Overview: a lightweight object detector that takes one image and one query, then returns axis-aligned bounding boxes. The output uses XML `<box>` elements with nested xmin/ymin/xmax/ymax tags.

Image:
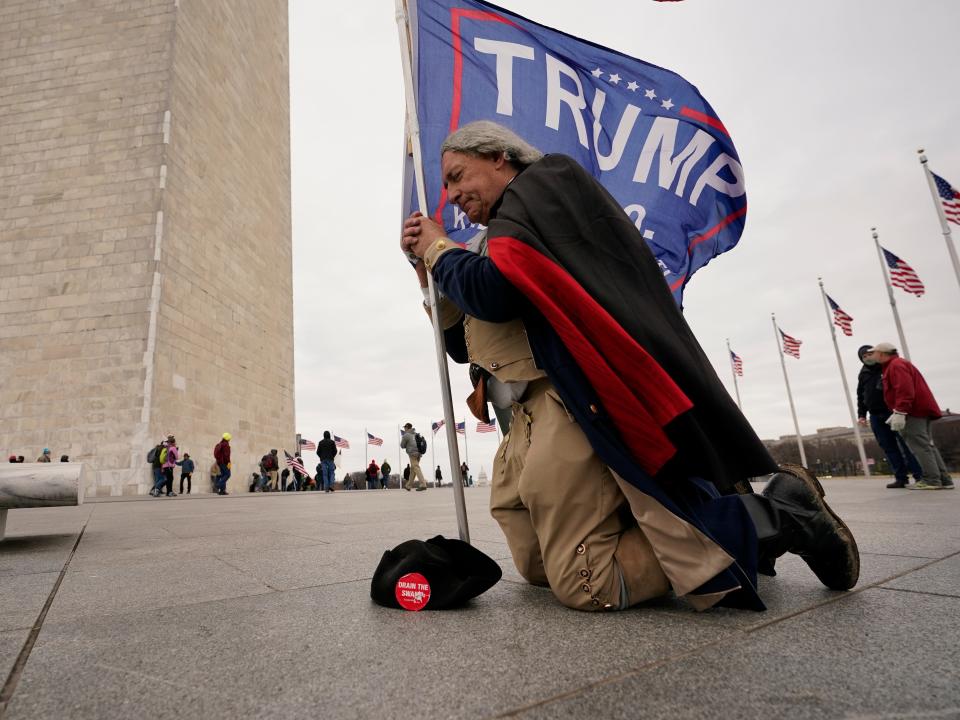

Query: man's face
<box><xmin>872</xmin><ymin>351</ymin><xmax>893</xmax><ymax>365</ymax></box>
<box><xmin>441</xmin><ymin>151</ymin><xmax>514</xmax><ymax>225</ymax></box>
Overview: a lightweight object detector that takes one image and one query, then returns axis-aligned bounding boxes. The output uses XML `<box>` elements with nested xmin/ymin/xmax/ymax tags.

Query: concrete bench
<box><xmin>0</xmin><ymin>463</ymin><xmax>86</xmax><ymax>540</ymax></box>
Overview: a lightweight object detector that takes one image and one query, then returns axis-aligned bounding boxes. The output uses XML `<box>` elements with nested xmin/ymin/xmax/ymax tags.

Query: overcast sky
<box><xmin>287</xmin><ymin>0</ymin><xmax>960</xmax><ymax>477</ymax></box>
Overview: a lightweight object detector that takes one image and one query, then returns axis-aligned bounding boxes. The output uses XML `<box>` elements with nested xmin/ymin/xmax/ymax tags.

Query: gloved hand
<box><xmin>227</xmin><ymin>462</ymin><xmax>232</xmax><ymax>470</ymax></box>
<box><xmin>886</xmin><ymin>412</ymin><xmax>906</xmax><ymax>432</ymax></box>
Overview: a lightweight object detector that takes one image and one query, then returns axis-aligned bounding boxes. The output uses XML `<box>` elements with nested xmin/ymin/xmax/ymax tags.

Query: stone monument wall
<box><xmin>0</xmin><ymin>0</ymin><xmax>295</xmax><ymax>495</ymax></box>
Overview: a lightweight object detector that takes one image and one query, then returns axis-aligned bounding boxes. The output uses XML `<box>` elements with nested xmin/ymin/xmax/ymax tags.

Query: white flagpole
<box><xmin>918</xmin><ymin>149</ymin><xmax>960</xmax><ymax>297</ymax></box>
<box><xmin>395</xmin><ymin>0</ymin><xmax>469</xmax><ymax>542</ymax></box>
<box><xmin>725</xmin><ymin>338</ymin><xmax>742</xmax><ymax>410</ymax></box>
<box><xmin>461</xmin><ymin>419</ymin><xmax>470</xmax><ymax>477</ymax></box>
<box><xmin>772</xmin><ymin>313</ymin><xmax>807</xmax><ymax>467</ymax></box>
<box><xmin>397</xmin><ymin>424</ymin><xmax>401</xmax><ymax>488</ymax></box>
<box><xmin>818</xmin><ymin>279</ymin><xmax>871</xmax><ymax>478</ymax></box>
<box><xmin>871</xmin><ymin>227</ymin><xmax>911</xmax><ymax>361</ymax></box>
<box><xmin>364</xmin><ymin>427</ymin><xmax>368</xmax><ymax>468</ymax></box>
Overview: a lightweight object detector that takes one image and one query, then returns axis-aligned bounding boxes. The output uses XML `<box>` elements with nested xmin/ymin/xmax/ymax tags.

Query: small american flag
<box><xmin>284</xmin><ymin>450</ymin><xmax>310</xmax><ymax>477</ymax></box>
<box><xmin>730</xmin><ymin>350</ymin><xmax>743</xmax><ymax>377</ymax></box>
<box><xmin>298</xmin><ymin>437</ymin><xmax>316</xmax><ymax>451</ymax></box>
<box><xmin>826</xmin><ymin>295</ymin><xmax>854</xmax><ymax>336</ymax></box>
<box><xmin>780</xmin><ymin>329</ymin><xmax>802</xmax><ymax>359</ymax></box>
<box><xmin>932</xmin><ymin>172</ymin><xmax>960</xmax><ymax>226</ymax></box>
<box><xmin>367</xmin><ymin>432</ymin><xmax>383</xmax><ymax>447</ymax></box>
<box><xmin>882</xmin><ymin>247</ymin><xmax>925</xmax><ymax>297</ymax></box>
<box><xmin>431</xmin><ymin>420</ymin><xmax>445</xmax><ymax>434</ymax></box>
<box><xmin>455</xmin><ymin>421</ymin><xmax>465</xmax><ymax>435</ymax></box>
<box><xmin>333</xmin><ymin>435</ymin><xmax>350</xmax><ymax>449</ymax></box>
<box><xmin>476</xmin><ymin>419</ymin><xmax>497</xmax><ymax>433</ymax></box>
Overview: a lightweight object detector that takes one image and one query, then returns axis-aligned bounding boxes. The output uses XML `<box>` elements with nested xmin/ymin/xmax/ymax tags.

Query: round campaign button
<box><xmin>395</xmin><ymin>572</ymin><xmax>431</xmax><ymax>611</ymax></box>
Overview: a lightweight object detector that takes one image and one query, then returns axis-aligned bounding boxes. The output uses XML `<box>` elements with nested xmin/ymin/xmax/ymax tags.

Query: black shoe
<box><xmin>886</xmin><ymin>480</ymin><xmax>908</xmax><ymax>488</ymax></box>
<box><xmin>746</xmin><ymin>464</ymin><xmax>859</xmax><ymax>591</ymax></box>
<box><xmin>167</xmin><ymin>492</ymin><xmax>176</xmax><ymax>497</ymax></box>
<box><xmin>415</xmin><ymin>487</ymin><xmax>426</xmax><ymax>492</ymax></box>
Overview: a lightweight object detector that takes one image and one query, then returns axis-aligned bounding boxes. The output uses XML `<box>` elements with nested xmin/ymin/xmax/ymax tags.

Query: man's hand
<box><xmin>402</xmin><ymin>211</ymin><xmax>448</xmax><ymax>260</ymax></box>
<box><xmin>857</xmin><ymin>417</ymin><xmax>867</xmax><ymax>427</ymax></box>
<box><xmin>886</xmin><ymin>412</ymin><xmax>906</xmax><ymax>432</ymax></box>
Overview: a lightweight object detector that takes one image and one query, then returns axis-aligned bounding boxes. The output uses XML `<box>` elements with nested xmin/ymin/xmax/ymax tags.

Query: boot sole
<box><xmin>777</xmin><ymin>463</ymin><xmax>860</xmax><ymax>591</ymax></box>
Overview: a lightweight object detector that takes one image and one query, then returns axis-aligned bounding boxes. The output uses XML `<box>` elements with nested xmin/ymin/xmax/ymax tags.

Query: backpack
<box><xmin>262</xmin><ymin>454</ymin><xmax>276</xmax><ymax>471</ymax></box>
<box><xmin>158</xmin><ymin>447</ymin><xmax>168</xmax><ymax>465</ymax></box>
<box><xmin>146</xmin><ymin>445</ymin><xmax>161</xmax><ymax>465</ymax></box>
<box><xmin>415</xmin><ymin>433</ymin><xmax>427</xmax><ymax>454</ymax></box>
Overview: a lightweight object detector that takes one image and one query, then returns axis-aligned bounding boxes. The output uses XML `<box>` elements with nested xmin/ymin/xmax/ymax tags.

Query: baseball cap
<box><xmin>868</xmin><ymin>342</ymin><xmax>897</xmax><ymax>353</ymax></box>
<box><xmin>370</xmin><ymin>536</ymin><xmax>502</xmax><ymax>610</ymax></box>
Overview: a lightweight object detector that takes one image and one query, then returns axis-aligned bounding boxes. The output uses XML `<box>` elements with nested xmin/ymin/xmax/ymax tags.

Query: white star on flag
<box><xmin>591</xmin><ymin>67</ymin><xmax>603</xmax><ymax>78</ymax></box>
<box><xmin>626</xmin><ymin>81</ymin><xmax>638</xmax><ymax>91</ymax></box>
<box><xmin>644</xmin><ymin>88</ymin><xmax>656</xmax><ymax>99</ymax></box>
<box><xmin>608</xmin><ymin>73</ymin><xmax>620</xmax><ymax>84</ymax></box>
<box><xmin>661</xmin><ymin>98</ymin><xmax>674</xmax><ymax>110</ymax></box>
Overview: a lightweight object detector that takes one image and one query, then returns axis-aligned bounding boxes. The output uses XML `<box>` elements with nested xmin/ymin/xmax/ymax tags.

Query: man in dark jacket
<box><xmin>401</xmin><ymin>121</ymin><xmax>859</xmax><ymax>612</ymax></box>
<box><xmin>317</xmin><ymin>431</ymin><xmax>338</xmax><ymax>492</ymax></box>
<box><xmin>856</xmin><ymin>344</ymin><xmax>921</xmax><ymax>488</ymax></box>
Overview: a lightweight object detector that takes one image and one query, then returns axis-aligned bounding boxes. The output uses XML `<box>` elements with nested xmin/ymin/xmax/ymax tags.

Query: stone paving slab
<box><xmin>510</xmin><ymin>588</ymin><xmax>960</xmax><ymax>720</ymax></box>
<box><xmin>1</xmin><ymin>478</ymin><xmax>958</xmax><ymax>719</ymax></box>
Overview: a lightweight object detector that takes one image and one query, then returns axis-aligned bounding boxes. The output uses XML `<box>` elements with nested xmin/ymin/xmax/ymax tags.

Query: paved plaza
<box><xmin>1</xmin><ymin>477</ymin><xmax>959</xmax><ymax>719</ymax></box>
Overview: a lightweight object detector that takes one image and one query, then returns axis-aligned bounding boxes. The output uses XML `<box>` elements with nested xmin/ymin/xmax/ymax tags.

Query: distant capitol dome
<box><xmin>477</xmin><ymin>468</ymin><xmax>489</xmax><ymax>486</ymax></box>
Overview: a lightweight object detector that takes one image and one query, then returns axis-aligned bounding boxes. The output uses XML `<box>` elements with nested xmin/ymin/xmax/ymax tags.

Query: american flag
<box><xmin>455</xmin><ymin>421</ymin><xmax>466</xmax><ymax>435</ymax></box>
<box><xmin>780</xmin><ymin>329</ymin><xmax>802</xmax><ymax>359</ymax></box>
<box><xmin>431</xmin><ymin>420</ymin><xmax>444</xmax><ymax>434</ymax></box>
<box><xmin>367</xmin><ymin>432</ymin><xmax>383</xmax><ymax>447</ymax></box>
<box><xmin>298</xmin><ymin>437</ymin><xmax>316</xmax><ymax>451</ymax></box>
<box><xmin>333</xmin><ymin>435</ymin><xmax>350</xmax><ymax>449</ymax></box>
<box><xmin>283</xmin><ymin>450</ymin><xmax>310</xmax><ymax>477</ymax></box>
<box><xmin>476</xmin><ymin>419</ymin><xmax>497</xmax><ymax>433</ymax></box>
<box><xmin>730</xmin><ymin>350</ymin><xmax>743</xmax><ymax>377</ymax></box>
<box><xmin>881</xmin><ymin>247</ymin><xmax>925</xmax><ymax>297</ymax></box>
<box><xmin>932</xmin><ymin>172</ymin><xmax>960</xmax><ymax>226</ymax></box>
<box><xmin>826</xmin><ymin>295</ymin><xmax>854</xmax><ymax>336</ymax></box>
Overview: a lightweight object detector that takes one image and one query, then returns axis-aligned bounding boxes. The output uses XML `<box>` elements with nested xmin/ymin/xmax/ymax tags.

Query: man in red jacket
<box><xmin>213</xmin><ymin>432</ymin><xmax>232</xmax><ymax>495</ymax></box>
<box><xmin>869</xmin><ymin>342</ymin><xmax>954</xmax><ymax>490</ymax></box>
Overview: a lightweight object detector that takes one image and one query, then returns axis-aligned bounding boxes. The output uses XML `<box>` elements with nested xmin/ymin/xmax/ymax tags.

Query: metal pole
<box><xmin>725</xmin><ymin>338</ymin><xmax>742</xmax><ymax>410</ymax></box>
<box><xmin>396</xmin><ymin>0</ymin><xmax>469</xmax><ymax>542</ymax></box>
<box><xmin>919</xmin><ymin>149</ymin><xmax>960</xmax><ymax>297</ymax></box>
<box><xmin>772</xmin><ymin>313</ymin><xmax>807</xmax><ymax>466</ymax></box>
<box><xmin>818</xmin><ymin>279</ymin><xmax>871</xmax><ymax>478</ymax></box>
<box><xmin>872</xmin><ymin>227</ymin><xmax>911</xmax><ymax>362</ymax></box>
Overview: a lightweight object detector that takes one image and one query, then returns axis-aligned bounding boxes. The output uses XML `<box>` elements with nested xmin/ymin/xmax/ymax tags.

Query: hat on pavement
<box><xmin>868</xmin><ymin>342</ymin><xmax>897</xmax><ymax>354</ymax></box>
<box><xmin>370</xmin><ymin>536</ymin><xmax>502</xmax><ymax>611</ymax></box>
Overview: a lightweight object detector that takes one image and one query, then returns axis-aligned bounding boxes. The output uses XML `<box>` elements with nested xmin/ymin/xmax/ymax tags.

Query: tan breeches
<box><xmin>490</xmin><ymin>379</ymin><xmax>735</xmax><ymax>612</ymax></box>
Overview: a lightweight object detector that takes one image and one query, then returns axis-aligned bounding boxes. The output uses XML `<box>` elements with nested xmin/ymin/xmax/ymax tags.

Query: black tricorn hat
<box><xmin>370</xmin><ymin>536</ymin><xmax>502</xmax><ymax>610</ymax></box>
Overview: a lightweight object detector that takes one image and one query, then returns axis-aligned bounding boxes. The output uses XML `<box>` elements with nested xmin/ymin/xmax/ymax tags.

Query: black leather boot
<box><xmin>741</xmin><ymin>464</ymin><xmax>859</xmax><ymax>591</ymax></box>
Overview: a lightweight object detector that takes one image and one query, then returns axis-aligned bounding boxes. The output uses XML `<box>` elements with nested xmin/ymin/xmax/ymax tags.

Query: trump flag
<box><xmin>406</xmin><ymin>0</ymin><xmax>747</xmax><ymax>303</ymax></box>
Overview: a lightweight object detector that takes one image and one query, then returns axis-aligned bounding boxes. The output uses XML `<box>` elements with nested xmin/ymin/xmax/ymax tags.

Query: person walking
<box><xmin>435</xmin><ymin>465</ymin><xmax>443</xmax><ymax>488</ymax></box>
<box><xmin>400</xmin><ymin>423</ymin><xmax>427</xmax><ymax>491</ymax></box>
<box><xmin>870</xmin><ymin>343</ymin><xmax>954</xmax><ymax>490</ymax></box>
<box><xmin>178</xmin><ymin>452</ymin><xmax>195</xmax><ymax>495</ymax></box>
<box><xmin>317</xmin><ymin>431</ymin><xmax>338</xmax><ymax>493</ymax></box>
<box><xmin>150</xmin><ymin>437</ymin><xmax>174</xmax><ymax>497</ymax></box>
<box><xmin>36</xmin><ymin>448</ymin><xmax>52</xmax><ymax>463</ymax></box>
<box><xmin>856</xmin><ymin>344</ymin><xmax>922</xmax><ymax>488</ymax></box>
<box><xmin>214</xmin><ymin>433</ymin><xmax>232</xmax><ymax>495</ymax></box>
<box><xmin>366</xmin><ymin>459</ymin><xmax>380</xmax><ymax>490</ymax></box>
<box><xmin>380</xmin><ymin>459</ymin><xmax>391</xmax><ymax>489</ymax></box>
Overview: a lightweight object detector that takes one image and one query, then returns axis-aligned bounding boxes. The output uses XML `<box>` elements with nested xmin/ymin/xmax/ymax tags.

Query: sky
<box><xmin>287</xmin><ymin>0</ymin><xmax>960</xmax><ymax>478</ymax></box>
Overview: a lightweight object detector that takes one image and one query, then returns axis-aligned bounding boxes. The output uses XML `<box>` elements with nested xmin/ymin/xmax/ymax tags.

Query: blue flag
<box><xmin>408</xmin><ymin>0</ymin><xmax>747</xmax><ymax>302</ymax></box>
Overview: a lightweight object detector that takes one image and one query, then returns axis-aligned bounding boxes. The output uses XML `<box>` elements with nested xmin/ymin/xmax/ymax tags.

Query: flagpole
<box><xmin>462</xmin><ymin>419</ymin><xmax>469</xmax><ymax>479</ymax></box>
<box><xmin>772</xmin><ymin>313</ymin><xmax>807</xmax><ymax>467</ymax></box>
<box><xmin>396</xmin><ymin>0</ymin><xmax>469</xmax><ymax>542</ymax></box>
<box><xmin>725</xmin><ymin>338</ymin><xmax>741</xmax><ymax>410</ymax></box>
<box><xmin>918</xmin><ymin>149</ymin><xmax>960</xmax><ymax>296</ymax></box>
<box><xmin>397</xmin><ymin>424</ymin><xmax>401</xmax><ymax>488</ymax></box>
<box><xmin>818</xmin><ymin>279</ymin><xmax>871</xmax><ymax>478</ymax></box>
<box><xmin>871</xmin><ymin>227</ymin><xmax>911</xmax><ymax>361</ymax></box>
